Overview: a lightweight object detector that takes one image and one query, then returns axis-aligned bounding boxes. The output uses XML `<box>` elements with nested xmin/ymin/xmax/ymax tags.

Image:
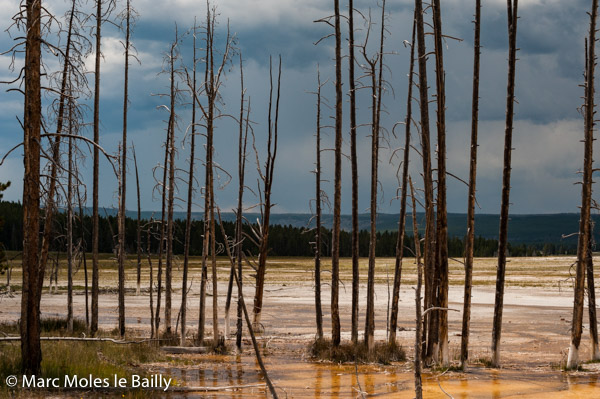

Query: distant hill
<box><xmin>91</xmin><ymin>208</ymin><xmax>591</xmax><ymax>246</ymax></box>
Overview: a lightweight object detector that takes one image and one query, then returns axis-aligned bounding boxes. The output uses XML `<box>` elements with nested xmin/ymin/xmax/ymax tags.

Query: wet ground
<box><xmin>148</xmin><ymin>351</ymin><xmax>600</xmax><ymax>398</ymax></box>
<box><xmin>2</xmin><ymin>256</ymin><xmax>600</xmax><ymax>397</ymax></box>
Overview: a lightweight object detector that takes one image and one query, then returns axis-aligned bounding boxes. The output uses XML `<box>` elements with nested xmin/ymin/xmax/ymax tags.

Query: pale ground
<box><xmin>1</xmin><ymin>255</ymin><xmax>600</xmax><ymax>397</ymax></box>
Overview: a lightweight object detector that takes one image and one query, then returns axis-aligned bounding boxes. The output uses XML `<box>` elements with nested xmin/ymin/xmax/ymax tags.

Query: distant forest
<box><xmin>0</xmin><ymin>201</ymin><xmax>578</xmax><ymax>257</ymax></box>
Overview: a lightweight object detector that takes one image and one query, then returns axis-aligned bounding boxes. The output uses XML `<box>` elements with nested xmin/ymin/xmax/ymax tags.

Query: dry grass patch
<box><xmin>309</xmin><ymin>338</ymin><xmax>405</xmax><ymax>365</ymax></box>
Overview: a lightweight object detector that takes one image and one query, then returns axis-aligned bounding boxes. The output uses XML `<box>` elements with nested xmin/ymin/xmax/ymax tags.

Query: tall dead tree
<box><xmin>252</xmin><ymin>56</ymin><xmax>282</xmax><ymax>329</ymax></box>
<box><xmin>147</xmin><ymin>221</ymin><xmax>155</xmax><ymax>339</ymax></box>
<box><xmin>181</xmin><ymin>22</ymin><xmax>198</xmax><ymax>347</ymax></box>
<box><xmin>66</xmin><ymin>83</ymin><xmax>75</xmax><ymax>334</ymax></box>
<box><xmin>224</xmin><ymin>53</ymin><xmax>249</xmax><ymax>340</ymax></box>
<box><xmin>348</xmin><ymin>0</ymin><xmax>360</xmax><ymax>346</ymax></box>
<box><xmin>117</xmin><ymin>0</ymin><xmax>132</xmax><ymax>338</ymax></box>
<box><xmin>586</xmin><ymin>221</ymin><xmax>600</xmax><ymax>359</ymax></box>
<box><xmin>568</xmin><ymin>0</ymin><xmax>598</xmax><ymax>368</ymax></box>
<box><xmin>194</xmin><ymin>5</ymin><xmax>235</xmax><ymax>343</ymax></box>
<box><xmin>364</xmin><ymin>0</ymin><xmax>387</xmax><ymax>351</ymax></box>
<box><xmin>217</xmin><ymin>213</ymin><xmax>279</xmax><ymax>399</ymax></box>
<box><xmin>410</xmin><ymin>177</ymin><xmax>423</xmax><ymax>399</ymax></box>
<box><xmin>235</xmin><ymin>55</ymin><xmax>249</xmax><ymax>349</ymax></box>
<box><xmin>491</xmin><ymin>0</ymin><xmax>519</xmax><ymax>368</ymax></box>
<box><xmin>460</xmin><ymin>0</ymin><xmax>481</xmax><ymax>369</ymax></box>
<box><xmin>38</xmin><ymin>0</ymin><xmax>78</xmax><ymax>298</ymax></box>
<box><xmin>134</xmin><ymin>145</ymin><xmax>142</xmax><ymax>297</ymax></box>
<box><xmin>432</xmin><ymin>0</ymin><xmax>449</xmax><ymax>365</ymax></box>
<box><xmin>155</xmin><ymin>72</ymin><xmax>171</xmax><ymax>335</ymax></box>
<box><xmin>197</xmin><ymin>15</ymin><xmax>211</xmax><ymax>342</ymax></box>
<box><xmin>414</xmin><ymin>0</ymin><xmax>436</xmax><ymax>362</ymax></box>
<box><xmin>164</xmin><ymin>28</ymin><xmax>178</xmax><ymax>336</ymax></box>
<box><xmin>91</xmin><ymin>0</ymin><xmax>115</xmax><ymax>336</ymax></box>
<box><xmin>21</xmin><ymin>0</ymin><xmax>42</xmax><ymax>375</ymax></box>
<box><xmin>314</xmin><ymin>69</ymin><xmax>324</xmax><ymax>340</ymax></box>
<box><xmin>331</xmin><ymin>0</ymin><xmax>343</xmax><ymax>348</ymax></box>
<box><xmin>389</xmin><ymin>12</ymin><xmax>416</xmax><ymax>345</ymax></box>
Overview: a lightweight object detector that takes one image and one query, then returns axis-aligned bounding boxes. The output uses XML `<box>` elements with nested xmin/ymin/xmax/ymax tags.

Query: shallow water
<box><xmin>151</xmin><ymin>354</ymin><xmax>600</xmax><ymax>398</ymax></box>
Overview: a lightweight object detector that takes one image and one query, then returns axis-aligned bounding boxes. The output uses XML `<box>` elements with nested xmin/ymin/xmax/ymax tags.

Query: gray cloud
<box><xmin>0</xmin><ymin>0</ymin><xmax>596</xmax><ymax>217</ymax></box>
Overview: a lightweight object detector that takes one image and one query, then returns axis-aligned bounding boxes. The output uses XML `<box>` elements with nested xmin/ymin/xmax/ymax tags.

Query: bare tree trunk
<box><xmin>67</xmin><ymin>95</ymin><xmax>74</xmax><ymax>334</ymax></box>
<box><xmin>117</xmin><ymin>0</ymin><xmax>131</xmax><ymax>338</ymax></box>
<box><xmin>389</xmin><ymin>12</ymin><xmax>416</xmax><ymax>345</ymax></box>
<box><xmin>207</xmin><ymin>23</ymin><xmax>219</xmax><ymax>345</ymax></box>
<box><xmin>348</xmin><ymin>0</ymin><xmax>360</xmax><ymax>346</ymax></box>
<box><xmin>198</xmin><ymin>19</ymin><xmax>211</xmax><ymax>343</ymax></box>
<box><xmin>91</xmin><ymin>0</ymin><xmax>103</xmax><ymax>336</ymax></box>
<box><xmin>133</xmin><ymin>149</ymin><xmax>141</xmax><ymax>307</ymax></box>
<box><xmin>225</xmin><ymin>53</ymin><xmax>247</xmax><ymax>340</ymax></box>
<box><xmin>21</xmin><ymin>0</ymin><xmax>42</xmax><ymax>375</ymax></box>
<box><xmin>314</xmin><ymin>69</ymin><xmax>324</xmax><ymax>340</ymax></box>
<box><xmin>236</xmin><ymin>56</ymin><xmax>249</xmax><ymax>349</ymax></box>
<box><xmin>364</xmin><ymin>0</ymin><xmax>386</xmax><ymax>352</ymax></box>
<box><xmin>492</xmin><ymin>0</ymin><xmax>519</xmax><ymax>368</ymax></box>
<box><xmin>147</xmin><ymin>223</ymin><xmax>155</xmax><ymax>339</ymax></box>
<box><xmin>194</xmin><ymin>2</ymin><xmax>234</xmax><ymax>344</ymax></box>
<box><xmin>76</xmin><ymin>181</ymin><xmax>89</xmax><ymax>330</ymax></box>
<box><xmin>39</xmin><ymin>0</ymin><xmax>77</xmax><ymax>296</ymax></box>
<box><xmin>155</xmin><ymin>101</ymin><xmax>170</xmax><ymax>336</ymax></box>
<box><xmin>198</xmin><ymin>155</ymin><xmax>210</xmax><ymax>345</ymax></box>
<box><xmin>414</xmin><ymin>0</ymin><xmax>436</xmax><ymax>362</ymax></box>
<box><xmin>410</xmin><ymin>177</ymin><xmax>423</xmax><ymax>399</ymax></box>
<box><xmin>181</xmin><ymin>23</ymin><xmax>198</xmax><ymax>347</ymax></box>
<box><xmin>331</xmin><ymin>0</ymin><xmax>343</xmax><ymax>348</ymax></box>
<box><xmin>252</xmin><ymin>57</ymin><xmax>281</xmax><ymax>330</ymax></box>
<box><xmin>216</xmin><ymin>214</ymin><xmax>278</xmax><ymax>398</ymax></box>
<box><xmin>460</xmin><ymin>0</ymin><xmax>481</xmax><ymax>369</ymax></box>
<box><xmin>165</xmin><ymin>29</ymin><xmax>177</xmax><ymax>336</ymax></box>
<box><xmin>587</xmin><ymin>222</ymin><xmax>600</xmax><ymax>359</ymax></box>
<box><xmin>568</xmin><ymin>0</ymin><xmax>597</xmax><ymax>367</ymax></box>
<box><xmin>136</xmin><ymin>149</ymin><xmax>142</xmax><ymax>297</ymax></box>
<box><xmin>432</xmin><ymin>0</ymin><xmax>449</xmax><ymax>366</ymax></box>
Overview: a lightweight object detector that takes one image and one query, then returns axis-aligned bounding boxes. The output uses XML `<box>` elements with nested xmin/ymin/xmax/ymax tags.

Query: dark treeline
<box><xmin>0</xmin><ymin>200</ymin><xmax>576</xmax><ymax>258</ymax></box>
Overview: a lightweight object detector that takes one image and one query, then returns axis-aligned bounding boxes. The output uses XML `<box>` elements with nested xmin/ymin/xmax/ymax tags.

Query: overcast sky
<box><xmin>0</xmin><ymin>0</ymin><xmax>596</xmax><ymax>215</ymax></box>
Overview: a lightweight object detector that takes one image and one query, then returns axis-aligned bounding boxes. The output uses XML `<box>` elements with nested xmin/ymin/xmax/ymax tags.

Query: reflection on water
<box><xmin>152</xmin><ymin>354</ymin><xmax>599</xmax><ymax>398</ymax></box>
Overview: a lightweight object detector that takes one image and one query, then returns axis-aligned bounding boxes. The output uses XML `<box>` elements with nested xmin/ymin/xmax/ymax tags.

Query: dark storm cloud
<box><xmin>0</xmin><ymin>0</ymin><xmax>597</xmax><ymax>215</ymax></box>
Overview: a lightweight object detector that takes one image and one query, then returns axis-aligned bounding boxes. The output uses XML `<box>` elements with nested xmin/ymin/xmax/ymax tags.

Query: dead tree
<box><xmin>117</xmin><ymin>0</ymin><xmax>133</xmax><ymax>338</ymax></box>
<box><xmin>66</xmin><ymin>84</ymin><xmax>75</xmax><ymax>334</ymax></box>
<box><xmin>363</xmin><ymin>1</ymin><xmax>387</xmax><ymax>351</ymax></box>
<box><xmin>193</xmin><ymin>5</ymin><xmax>235</xmax><ymax>343</ymax></box>
<box><xmin>217</xmin><ymin>213</ymin><xmax>279</xmax><ymax>399</ymax></box>
<box><xmin>568</xmin><ymin>0</ymin><xmax>598</xmax><ymax>368</ymax></box>
<box><xmin>75</xmin><ymin>179</ymin><xmax>89</xmax><ymax>329</ymax></box>
<box><xmin>348</xmin><ymin>0</ymin><xmax>360</xmax><ymax>346</ymax></box>
<box><xmin>313</xmin><ymin>68</ymin><xmax>325</xmax><ymax>340</ymax></box>
<box><xmin>147</xmin><ymin>221</ymin><xmax>155</xmax><ymax>339</ymax></box>
<box><xmin>154</xmin><ymin>82</ymin><xmax>171</xmax><ymax>335</ymax></box>
<box><xmin>21</xmin><ymin>0</ymin><xmax>43</xmax><ymax>375</ymax></box>
<box><xmin>432</xmin><ymin>0</ymin><xmax>450</xmax><ymax>366</ymax></box>
<box><xmin>134</xmin><ymin>145</ymin><xmax>142</xmax><ymax>297</ymax></box>
<box><xmin>252</xmin><ymin>56</ymin><xmax>282</xmax><ymax>329</ymax></box>
<box><xmin>38</xmin><ymin>0</ymin><xmax>78</xmax><ymax>297</ymax></box>
<box><xmin>331</xmin><ymin>0</ymin><xmax>343</xmax><ymax>348</ymax></box>
<box><xmin>389</xmin><ymin>11</ymin><xmax>416</xmax><ymax>345</ymax></box>
<box><xmin>460</xmin><ymin>0</ymin><xmax>481</xmax><ymax>369</ymax></box>
<box><xmin>410</xmin><ymin>177</ymin><xmax>423</xmax><ymax>399</ymax></box>
<box><xmin>414</xmin><ymin>0</ymin><xmax>436</xmax><ymax>362</ymax></box>
<box><xmin>224</xmin><ymin>53</ymin><xmax>249</xmax><ymax>341</ymax></box>
<box><xmin>235</xmin><ymin>59</ymin><xmax>250</xmax><ymax>349</ymax></box>
<box><xmin>92</xmin><ymin>0</ymin><xmax>116</xmax><ymax>337</ymax></box>
<box><xmin>586</xmin><ymin>220</ymin><xmax>600</xmax><ymax>359</ymax></box>
<box><xmin>164</xmin><ymin>28</ymin><xmax>178</xmax><ymax>336</ymax></box>
<box><xmin>181</xmin><ymin>22</ymin><xmax>198</xmax><ymax>347</ymax></box>
<box><xmin>491</xmin><ymin>0</ymin><xmax>519</xmax><ymax>368</ymax></box>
